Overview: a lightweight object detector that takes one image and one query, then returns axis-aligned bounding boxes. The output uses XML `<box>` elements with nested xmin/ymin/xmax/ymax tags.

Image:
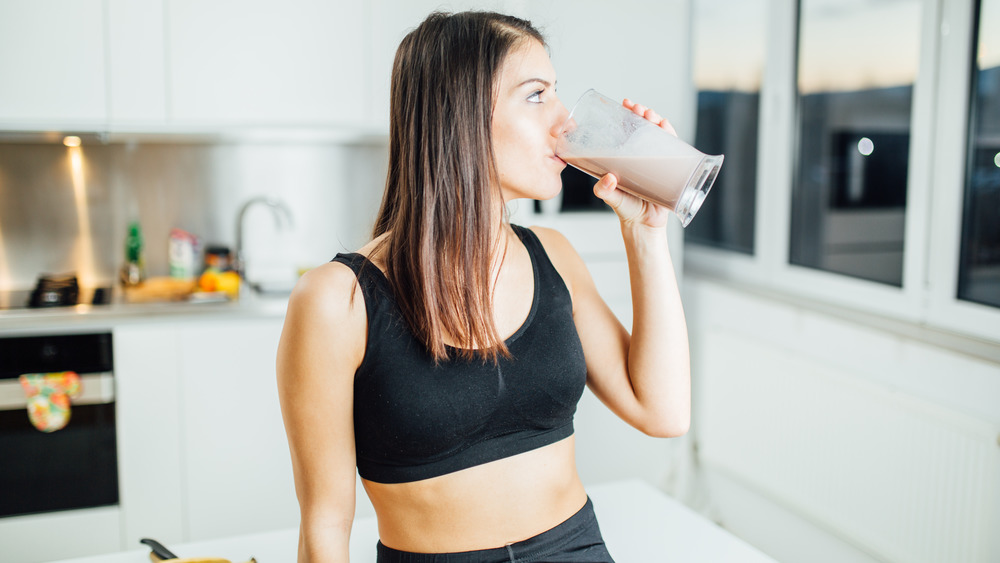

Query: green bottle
<box><xmin>121</xmin><ymin>221</ymin><xmax>145</xmax><ymax>286</ymax></box>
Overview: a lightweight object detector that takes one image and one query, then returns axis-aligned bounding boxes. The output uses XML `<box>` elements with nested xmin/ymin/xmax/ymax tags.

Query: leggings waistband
<box><xmin>376</xmin><ymin>497</ymin><xmax>604</xmax><ymax>563</ymax></box>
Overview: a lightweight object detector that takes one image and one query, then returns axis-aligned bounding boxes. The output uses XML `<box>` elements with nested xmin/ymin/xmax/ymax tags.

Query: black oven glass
<box><xmin>0</xmin><ymin>333</ymin><xmax>119</xmax><ymax>518</ymax></box>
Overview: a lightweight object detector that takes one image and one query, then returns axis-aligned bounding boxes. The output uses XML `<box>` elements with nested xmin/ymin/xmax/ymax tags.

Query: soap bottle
<box><xmin>120</xmin><ymin>221</ymin><xmax>145</xmax><ymax>287</ymax></box>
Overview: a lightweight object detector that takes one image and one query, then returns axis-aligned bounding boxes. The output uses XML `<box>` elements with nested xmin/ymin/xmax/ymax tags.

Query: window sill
<box><xmin>684</xmin><ymin>266</ymin><xmax>1000</xmax><ymax>364</ymax></box>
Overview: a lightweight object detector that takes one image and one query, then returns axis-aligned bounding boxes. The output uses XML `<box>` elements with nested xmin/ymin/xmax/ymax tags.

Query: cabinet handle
<box><xmin>0</xmin><ymin>371</ymin><xmax>114</xmax><ymax>411</ymax></box>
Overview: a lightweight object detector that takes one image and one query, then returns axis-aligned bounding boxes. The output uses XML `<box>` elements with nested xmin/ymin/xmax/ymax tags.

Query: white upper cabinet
<box><xmin>0</xmin><ymin>0</ymin><xmax>686</xmax><ymax>134</ymax></box>
<box><xmin>366</xmin><ymin>0</ymin><xmax>440</xmax><ymax>130</ymax></box>
<box><xmin>365</xmin><ymin>0</ymin><xmax>521</xmax><ymax>129</ymax></box>
<box><xmin>525</xmin><ymin>0</ymin><xmax>693</xmax><ymax>137</ymax></box>
<box><xmin>366</xmin><ymin>0</ymin><xmax>690</xmax><ymax>135</ymax></box>
<box><xmin>107</xmin><ymin>0</ymin><xmax>168</xmax><ymax>125</ymax></box>
<box><xmin>0</xmin><ymin>0</ymin><xmax>107</xmax><ymax>127</ymax></box>
<box><xmin>166</xmin><ymin>0</ymin><xmax>367</xmax><ymax>127</ymax></box>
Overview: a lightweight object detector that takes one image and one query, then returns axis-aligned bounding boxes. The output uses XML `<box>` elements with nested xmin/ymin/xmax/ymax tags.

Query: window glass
<box><xmin>790</xmin><ymin>0</ymin><xmax>922</xmax><ymax>286</ymax></box>
<box><xmin>958</xmin><ymin>0</ymin><xmax>1000</xmax><ymax>308</ymax></box>
<box><xmin>688</xmin><ymin>0</ymin><xmax>765</xmax><ymax>254</ymax></box>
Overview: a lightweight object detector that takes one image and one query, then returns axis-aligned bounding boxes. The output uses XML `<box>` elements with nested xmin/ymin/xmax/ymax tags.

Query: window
<box><xmin>958</xmin><ymin>0</ymin><xmax>1000</xmax><ymax>308</ymax></box>
<box><xmin>789</xmin><ymin>0</ymin><xmax>922</xmax><ymax>286</ymax></box>
<box><xmin>686</xmin><ymin>0</ymin><xmax>1000</xmax><ymax>343</ymax></box>
<box><xmin>688</xmin><ymin>0</ymin><xmax>766</xmax><ymax>254</ymax></box>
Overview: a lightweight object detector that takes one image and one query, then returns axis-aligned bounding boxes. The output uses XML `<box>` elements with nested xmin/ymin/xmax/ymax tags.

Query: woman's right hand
<box><xmin>592</xmin><ymin>172</ymin><xmax>671</xmax><ymax>231</ymax></box>
<box><xmin>590</xmin><ymin>98</ymin><xmax>677</xmax><ymax>231</ymax></box>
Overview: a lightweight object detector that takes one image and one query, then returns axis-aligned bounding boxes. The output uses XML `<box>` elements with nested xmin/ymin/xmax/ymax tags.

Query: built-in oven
<box><xmin>0</xmin><ymin>332</ymin><xmax>118</xmax><ymax>518</ymax></box>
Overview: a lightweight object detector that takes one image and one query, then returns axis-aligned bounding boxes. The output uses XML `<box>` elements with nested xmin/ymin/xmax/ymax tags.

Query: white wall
<box><xmin>682</xmin><ymin>274</ymin><xmax>1000</xmax><ymax>563</ymax></box>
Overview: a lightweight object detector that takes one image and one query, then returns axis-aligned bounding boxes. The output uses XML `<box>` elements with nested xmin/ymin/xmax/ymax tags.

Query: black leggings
<box><xmin>375</xmin><ymin>497</ymin><xmax>615</xmax><ymax>563</ymax></box>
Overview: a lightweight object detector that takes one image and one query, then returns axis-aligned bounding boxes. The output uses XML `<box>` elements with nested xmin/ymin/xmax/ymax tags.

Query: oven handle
<box><xmin>0</xmin><ymin>372</ymin><xmax>115</xmax><ymax>411</ymax></box>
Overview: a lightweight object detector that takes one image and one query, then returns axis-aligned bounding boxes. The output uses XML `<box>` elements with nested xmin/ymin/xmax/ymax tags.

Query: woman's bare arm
<box><xmin>277</xmin><ymin>262</ymin><xmax>368</xmax><ymax>561</ymax></box>
<box><xmin>533</xmin><ymin>224</ymin><xmax>690</xmax><ymax>438</ymax></box>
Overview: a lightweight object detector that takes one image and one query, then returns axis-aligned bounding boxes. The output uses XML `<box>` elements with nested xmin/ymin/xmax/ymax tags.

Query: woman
<box><xmin>277</xmin><ymin>10</ymin><xmax>690</xmax><ymax>562</ymax></box>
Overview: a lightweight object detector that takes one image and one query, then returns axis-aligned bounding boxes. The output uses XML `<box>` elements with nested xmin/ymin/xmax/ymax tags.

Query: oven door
<box><xmin>0</xmin><ymin>372</ymin><xmax>118</xmax><ymax>517</ymax></box>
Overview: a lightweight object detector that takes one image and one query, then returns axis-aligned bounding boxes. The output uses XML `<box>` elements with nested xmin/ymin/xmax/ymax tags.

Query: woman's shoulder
<box><xmin>287</xmin><ymin>261</ymin><xmax>365</xmax><ymax>324</ymax></box>
<box><xmin>523</xmin><ymin>225</ymin><xmax>580</xmax><ymax>263</ymax></box>
<box><xmin>285</xmin><ymin>233</ymin><xmax>390</xmax><ymax>327</ymax></box>
<box><xmin>278</xmin><ymin>258</ymin><xmax>370</xmax><ymax>382</ymax></box>
<box><xmin>522</xmin><ymin>225</ymin><xmax>589</xmax><ymax>295</ymax></box>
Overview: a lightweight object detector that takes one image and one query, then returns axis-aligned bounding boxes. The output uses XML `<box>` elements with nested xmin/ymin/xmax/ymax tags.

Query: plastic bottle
<box><xmin>168</xmin><ymin>228</ymin><xmax>199</xmax><ymax>280</ymax></box>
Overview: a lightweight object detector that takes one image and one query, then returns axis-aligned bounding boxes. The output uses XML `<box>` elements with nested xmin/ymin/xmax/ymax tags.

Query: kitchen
<box><xmin>1</xmin><ymin>1</ymin><xmax>998</xmax><ymax>562</ymax></box>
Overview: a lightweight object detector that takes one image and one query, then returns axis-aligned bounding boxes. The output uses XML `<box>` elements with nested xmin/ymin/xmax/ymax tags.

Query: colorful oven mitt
<box><xmin>19</xmin><ymin>372</ymin><xmax>82</xmax><ymax>432</ymax></box>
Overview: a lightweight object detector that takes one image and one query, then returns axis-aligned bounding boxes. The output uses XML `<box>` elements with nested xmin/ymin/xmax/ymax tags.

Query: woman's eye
<box><xmin>527</xmin><ymin>90</ymin><xmax>543</xmax><ymax>103</ymax></box>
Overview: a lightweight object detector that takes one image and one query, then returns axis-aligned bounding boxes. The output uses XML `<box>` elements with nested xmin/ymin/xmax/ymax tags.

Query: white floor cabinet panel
<box><xmin>114</xmin><ymin>316</ymin><xmax>295</xmax><ymax>548</ymax></box>
<box><xmin>176</xmin><ymin>317</ymin><xmax>298</xmax><ymax>541</ymax></box>
<box><xmin>0</xmin><ymin>506</ymin><xmax>122</xmax><ymax>563</ymax></box>
<box><xmin>115</xmin><ymin>324</ymin><xmax>186</xmax><ymax>550</ymax></box>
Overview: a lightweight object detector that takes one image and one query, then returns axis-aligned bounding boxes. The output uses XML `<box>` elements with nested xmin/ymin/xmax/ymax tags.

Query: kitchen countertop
<box><xmin>0</xmin><ymin>293</ymin><xmax>290</xmax><ymax>335</ymax></box>
<box><xmin>50</xmin><ymin>480</ymin><xmax>776</xmax><ymax>563</ymax></box>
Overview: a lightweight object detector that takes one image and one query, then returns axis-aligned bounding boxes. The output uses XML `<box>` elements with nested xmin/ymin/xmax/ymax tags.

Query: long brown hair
<box><xmin>372</xmin><ymin>11</ymin><xmax>545</xmax><ymax>363</ymax></box>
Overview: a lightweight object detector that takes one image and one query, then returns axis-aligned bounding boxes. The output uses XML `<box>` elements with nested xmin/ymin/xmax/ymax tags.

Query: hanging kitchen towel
<box><xmin>19</xmin><ymin>372</ymin><xmax>81</xmax><ymax>432</ymax></box>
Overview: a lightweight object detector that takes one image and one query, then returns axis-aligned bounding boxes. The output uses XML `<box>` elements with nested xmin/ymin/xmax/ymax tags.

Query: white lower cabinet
<box><xmin>0</xmin><ymin>507</ymin><xmax>122</xmax><ymax>563</ymax></box>
<box><xmin>175</xmin><ymin>317</ymin><xmax>298</xmax><ymax>541</ymax></box>
<box><xmin>115</xmin><ymin>324</ymin><xmax>187</xmax><ymax>550</ymax></box>
<box><xmin>114</xmin><ymin>315</ymin><xmax>296</xmax><ymax>551</ymax></box>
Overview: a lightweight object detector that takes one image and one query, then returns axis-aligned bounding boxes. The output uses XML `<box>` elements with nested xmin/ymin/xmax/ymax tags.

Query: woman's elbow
<box><xmin>639</xmin><ymin>411</ymin><xmax>690</xmax><ymax>438</ymax></box>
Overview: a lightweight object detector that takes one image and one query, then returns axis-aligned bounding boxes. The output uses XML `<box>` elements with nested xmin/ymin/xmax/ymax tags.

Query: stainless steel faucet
<box><xmin>234</xmin><ymin>196</ymin><xmax>294</xmax><ymax>281</ymax></box>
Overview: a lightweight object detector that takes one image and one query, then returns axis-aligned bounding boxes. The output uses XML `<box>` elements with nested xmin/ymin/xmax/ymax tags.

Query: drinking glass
<box><xmin>556</xmin><ymin>89</ymin><xmax>724</xmax><ymax>227</ymax></box>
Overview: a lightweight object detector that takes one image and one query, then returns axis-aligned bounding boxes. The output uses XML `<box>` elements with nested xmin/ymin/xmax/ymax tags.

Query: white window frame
<box><xmin>685</xmin><ymin>0</ymin><xmax>1000</xmax><ymax>344</ymax></box>
<box><xmin>925</xmin><ymin>0</ymin><xmax>1000</xmax><ymax>342</ymax></box>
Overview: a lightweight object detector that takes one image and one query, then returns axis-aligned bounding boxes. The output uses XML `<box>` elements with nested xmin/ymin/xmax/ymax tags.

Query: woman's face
<box><xmin>492</xmin><ymin>40</ymin><xmax>570</xmax><ymax>203</ymax></box>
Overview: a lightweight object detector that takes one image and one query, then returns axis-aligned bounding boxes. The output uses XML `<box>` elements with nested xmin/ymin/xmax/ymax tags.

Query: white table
<box><xmin>52</xmin><ymin>480</ymin><xmax>775</xmax><ymax>562</ymax></box>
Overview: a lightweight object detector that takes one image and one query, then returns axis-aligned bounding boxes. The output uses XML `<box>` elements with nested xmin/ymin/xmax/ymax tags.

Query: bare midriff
<box><xmin>361</xmin><ymin>436</ymin><xmax>587</xmax><ymax>554</ymax></box>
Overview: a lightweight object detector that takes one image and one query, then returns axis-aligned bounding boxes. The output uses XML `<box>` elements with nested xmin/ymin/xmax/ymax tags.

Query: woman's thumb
<box><xmin>593</xmin><ymin>173</ymin><xmax>618</xmax><ymax>199</ymax></box>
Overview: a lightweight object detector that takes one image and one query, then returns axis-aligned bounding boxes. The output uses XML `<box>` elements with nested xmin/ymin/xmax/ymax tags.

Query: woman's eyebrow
<box><xmin>516</xmin><ymin>78</ymin><xmax>553</xmax><ymax>88</ymax></box>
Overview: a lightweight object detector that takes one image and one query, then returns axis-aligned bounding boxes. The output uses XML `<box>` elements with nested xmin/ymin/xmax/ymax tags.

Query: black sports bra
<box><xmin>332</xmin><ymin>224</ymin><xmax>587</xmax><ymax>484</ymax></box>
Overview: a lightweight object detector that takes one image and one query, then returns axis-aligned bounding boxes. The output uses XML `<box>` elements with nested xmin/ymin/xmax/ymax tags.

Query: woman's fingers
<box><xmin>622</xmin><ymin>98</ymin><xmax>677</xmax><ymax>135</ymax></box>
<box><xmin>659</xmin><ymin>118</ymin><xmax>678</xmax><ymax>136</ymax></box>
<box><xmin>594</xmin><ymin>173</ymin><xmax>638</xmax><ymax>219</ymax></box>
<box><xmin>594</xmin><ymin>171</ymin><xmax>671</xmax><ymax>228</ymax></box>
<box><xmin>593</xmin><ymin>173</ymin><xmax>620</xmax><ymax>203</ymax></box>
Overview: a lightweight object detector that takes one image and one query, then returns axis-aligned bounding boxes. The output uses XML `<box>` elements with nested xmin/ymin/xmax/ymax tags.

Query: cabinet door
<box><xmin>167</xmin><ymin>0</ymin><xmax>366</xmax><ymax>127</ymax></box>
<box><xmin>177</xmin><ymin>317</ymin><xmax>297</xmax><ymax>541</ymax></box>
<box><xmin>114</xmin><ymin>325</ymin><xmax>186</xmax><ymax>549</ymax></box>
<box><xmin>107</xmin><ymin>0</ymin><xmax>168</xmax><ymax>125</ymax></box>
<box><xmin>0</xmin><ymin>0</ymin><xmax>107</xmax><ymax>127</ymax></box>
<box><xmin>366</xmin><ymin>0</ymin><xmax>531</xmax><ymax>130</ymax></box>
<box><xmin>367</xmin><ymin>0</ymin><xmax>438</xmax><ymax>130</ymax></box>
